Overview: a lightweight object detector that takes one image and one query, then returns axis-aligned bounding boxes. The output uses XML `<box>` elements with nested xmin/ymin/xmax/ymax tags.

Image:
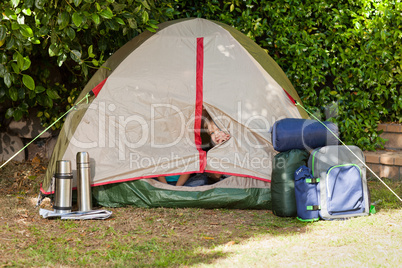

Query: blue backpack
<box><xmin>295</xmin><ymin>145</ymin><xmax>370</xmax><ymax>221</ymax></box>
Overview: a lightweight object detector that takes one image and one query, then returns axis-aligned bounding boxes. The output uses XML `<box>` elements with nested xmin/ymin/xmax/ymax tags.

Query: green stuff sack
<box><xmin>271</xmin><ymin>149</ymin><xmax>309</xmax><ymax>217</ymax></box>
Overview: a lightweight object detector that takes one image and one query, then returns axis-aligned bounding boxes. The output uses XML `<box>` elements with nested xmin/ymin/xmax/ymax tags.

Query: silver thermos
<box><xmin>76</xmin><ymin>152</ymin><xmax>92</xmax><ymax>212</ymax></box>
<box><xmin>53</xmin><ymin>160</ymin><xmax>73</xmax><ymax>213</ymax></box>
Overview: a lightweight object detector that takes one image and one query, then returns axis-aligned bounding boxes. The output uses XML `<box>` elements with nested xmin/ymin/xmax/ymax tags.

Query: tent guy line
<box><xmin>0</xmin><ymin>93</ymin><xmax>91</xmax><ymax>170</ymax></box>
<box><xmin>295</xmin><ymin>101</ymin><xmax>402</xmax><ymax>203</ymax></box>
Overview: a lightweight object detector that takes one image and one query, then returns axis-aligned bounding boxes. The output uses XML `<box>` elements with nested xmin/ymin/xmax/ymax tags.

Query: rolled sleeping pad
<box><xmin>272</xmin><ymin>118</ymin><xmax>339</xmax><ymax>152</ymax></box>
<box><xmin>271</xmin><ymin>149</ymin><xmax>310</xmax><ymax>217</ymax></box>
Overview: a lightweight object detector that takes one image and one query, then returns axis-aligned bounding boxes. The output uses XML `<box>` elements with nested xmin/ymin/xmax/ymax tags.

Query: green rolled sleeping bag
<box><xmin>271</xmin><ymin>149</ymin><xmax>310</xmax><ymax>217</ymax></box>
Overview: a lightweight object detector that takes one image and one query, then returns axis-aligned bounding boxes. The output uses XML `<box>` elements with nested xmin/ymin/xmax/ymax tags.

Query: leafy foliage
<box><xmin>0</xmin><ymin>0</ymin><xmax>400</xmax><ymax>150</ymax></box>
<box><xmin>173</xmin><ymin>0</ymin><xmax>401</xmax><ymax>150</ymax></box>
<box><xmin>0</xmin><ymin>0</ymin><xmax>177</xmax><ymax>128</ymax></box>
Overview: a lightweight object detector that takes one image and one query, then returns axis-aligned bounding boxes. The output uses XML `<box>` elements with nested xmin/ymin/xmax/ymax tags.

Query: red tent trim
<box><xmin>195</xmin><ymin>37</ymin><xmax>207</xmax><ymax>171</ymax></box>
<box><xmin>283</xmin><ymin>88</ymin><xmax>296</xmax><ymax>105</ymax></box>
<box><xmin>91</xmin><ymin>78</ymin><xmax>108</xmax><ymax>97</ymax></box>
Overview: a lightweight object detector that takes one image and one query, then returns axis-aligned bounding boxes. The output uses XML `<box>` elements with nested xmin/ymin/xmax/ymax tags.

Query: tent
<box><xmin>40</xmin><ymin>18</ymin><xmax>307</xmax><ymax>209</ymax></box>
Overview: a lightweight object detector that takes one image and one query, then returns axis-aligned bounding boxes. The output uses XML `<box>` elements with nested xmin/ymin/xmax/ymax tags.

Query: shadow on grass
<box><xmin>368</xmin><ymin>178</ymin><xmax>402</xmax><ymax>211</ymax></box>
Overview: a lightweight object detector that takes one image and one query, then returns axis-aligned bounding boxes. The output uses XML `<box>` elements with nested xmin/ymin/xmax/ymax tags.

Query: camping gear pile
<box><xmin>37</xmin><ymin>18</ymin><xmax>373</xmax><ymax>218</ymax></box>
<box><xmin>270</xmin><ymin>118</ymin><xmax>371</xmax><ymax>221</ymax></box>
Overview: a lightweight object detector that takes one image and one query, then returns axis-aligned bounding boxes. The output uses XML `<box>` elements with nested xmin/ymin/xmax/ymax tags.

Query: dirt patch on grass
<box><xmin>0</xmin><ymin>157</ymin><xmax>47</xmax><ymax>196</ymax></box>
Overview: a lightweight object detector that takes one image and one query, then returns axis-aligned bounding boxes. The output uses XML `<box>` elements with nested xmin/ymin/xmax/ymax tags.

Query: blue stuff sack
<box><xmin>294</xmin><ymin>165</ymin><xmax>320</xmax><ymax>222</ymax></box>
<box><xmin>272</xmin><ymin>118</ymin><xmax>339</xmax><ymax>152</ymax></box>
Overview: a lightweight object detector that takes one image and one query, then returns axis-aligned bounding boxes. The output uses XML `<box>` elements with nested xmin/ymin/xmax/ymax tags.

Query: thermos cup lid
<box><xmin>56</xmin><ymin>160</ymin><xmax>72</xmax><ymax>174</ymax></box>
<box><xmin>76</xmin><ymin>151</ymin><xmax>90</xmax><ymax>164</ymax></box>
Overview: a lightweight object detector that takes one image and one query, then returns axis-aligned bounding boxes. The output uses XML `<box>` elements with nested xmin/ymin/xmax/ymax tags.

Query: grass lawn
<box><xmin>0</xmin><ymin>159</ymin><xmax>401</xmax><ymax>267</ymax></box>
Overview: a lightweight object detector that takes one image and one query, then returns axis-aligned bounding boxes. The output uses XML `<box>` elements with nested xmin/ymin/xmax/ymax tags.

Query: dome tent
<box><xmin>40</xmin><ymin>18</ymin><xmax>307</xmax><ymax>208</ymax></box>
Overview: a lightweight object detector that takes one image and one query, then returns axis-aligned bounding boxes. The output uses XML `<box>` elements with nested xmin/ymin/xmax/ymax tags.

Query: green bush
<box><xmin>174</xmin><ymin>0</ymin><xmax>401</xmax><ymax>150</ymax></box>
<box><xmin>0</xmin><ymin>0</ymin><xmax>177</xmax><ymax>129</ymax></box>
<box><xmin>0</xmin><ymin>0</ymin><xmax>400</xmax><ymax>151</ymax></box>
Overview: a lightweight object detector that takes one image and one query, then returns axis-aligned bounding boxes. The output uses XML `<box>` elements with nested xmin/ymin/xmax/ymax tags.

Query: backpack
<box><xmin>295</xmin><ymin>145</ymin><xmax>370</xmax><ymax>221</ymax></box>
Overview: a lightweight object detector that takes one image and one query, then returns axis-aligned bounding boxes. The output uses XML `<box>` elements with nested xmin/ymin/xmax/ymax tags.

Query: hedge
<box><xmin>0</xmin><ymin>0</ymin><xmax>177</xmax><ymax>130</ymax></box>
<box><xmin>0</xmin><ymin>0</ymin><xmax>400</xmax><ymax>151</ymax></box>
<box><xmin>174</xmin><ymin>0</ymin><xmax>401</xmax><ymax>150</ymax></box>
